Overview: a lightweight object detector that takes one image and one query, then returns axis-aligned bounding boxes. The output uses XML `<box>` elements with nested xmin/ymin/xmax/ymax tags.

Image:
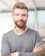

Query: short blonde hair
<box><xmin>13</xmin><ymin>2</ymin><xmax>28</xmax><ymax>11</ymax></box>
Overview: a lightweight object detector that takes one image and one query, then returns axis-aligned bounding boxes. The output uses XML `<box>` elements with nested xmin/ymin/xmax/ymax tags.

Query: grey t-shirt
<box><xmin>1</xmin><ymin>28</ymin><xmax>43</xmax><ymax>56</ymax></box>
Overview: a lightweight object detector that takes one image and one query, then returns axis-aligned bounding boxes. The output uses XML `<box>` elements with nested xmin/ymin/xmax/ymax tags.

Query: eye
<box><xmin>22</xmin><ymin>14</ymin><xmax>27</xmax><ymax>16</ymax></box>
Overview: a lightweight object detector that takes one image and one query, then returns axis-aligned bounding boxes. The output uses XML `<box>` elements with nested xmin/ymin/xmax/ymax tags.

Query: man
<box><xmin>1</xmin><ymin>3</ymin><xmax>44</xmax><ymax>56</ymax></box>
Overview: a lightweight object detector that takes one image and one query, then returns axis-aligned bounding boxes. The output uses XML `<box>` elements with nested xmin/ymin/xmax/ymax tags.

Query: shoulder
<box><xmin>27</xmin><ymin>28</ymin><xmax>39</xmax><ymax>34</ymax></box>
<box><xmin>27</xmin><ymin>28</ymin><xmax>40</xmax><ymax>38</ymax></box>
<box><xmin>27</xmin><ymin>28</ymin><xmax>41</xmax><ymax>40</ymax></box>
<box><xmin>2</xmin><ymin>29</ymin><xmax>14</xmax><ymax>40</ymax></box>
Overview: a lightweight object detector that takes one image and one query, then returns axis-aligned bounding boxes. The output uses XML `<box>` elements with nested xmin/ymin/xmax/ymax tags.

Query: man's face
<box><xmin>13</xmin><ymin>8</ymin><xmax>28</xmax><ymax>28</ymax></box>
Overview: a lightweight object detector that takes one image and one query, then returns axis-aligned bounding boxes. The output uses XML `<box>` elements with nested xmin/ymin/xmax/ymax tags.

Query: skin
<box><xmin>12</xmin><ymin>8</ymin><xmax>28</xmax><ymax>34</ymax></box>
<box><xmin>10</xmin><ymin>8</ymin><xmax>44</xmax><ymax>56</ymax></box>
<box><xmin>38</xmin><ymin>50</ymin><xmax>45</xmax><ymax>56</ymax></box>
<box><xmin>1</xmin><ymin>8</ymin><xmax>44</xmax><ymax>56</ymax></box>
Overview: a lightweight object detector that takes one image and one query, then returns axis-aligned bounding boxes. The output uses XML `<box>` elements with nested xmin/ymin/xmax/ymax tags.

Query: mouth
<box><xmin>18</xmin><ymin>21</ymin><xmax>24</xmax><ymax>25</ymax></box>
<box><xmin>15</xmin><ymin>20</ymin><xmax>26</xmax><ymax>28</ymax></box>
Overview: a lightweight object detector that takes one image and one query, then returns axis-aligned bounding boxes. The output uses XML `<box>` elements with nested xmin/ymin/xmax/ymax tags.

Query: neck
<box><xmin>15</xmin><ymin>26</ymin><xmax>26</xmax><ymax>33</ymax></box>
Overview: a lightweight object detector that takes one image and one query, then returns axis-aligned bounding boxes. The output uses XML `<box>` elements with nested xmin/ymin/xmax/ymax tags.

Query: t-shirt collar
<box><xmin>14</xmin><ymin>26</ymin><xmax>28</xmax><ymax>35</ymax></box>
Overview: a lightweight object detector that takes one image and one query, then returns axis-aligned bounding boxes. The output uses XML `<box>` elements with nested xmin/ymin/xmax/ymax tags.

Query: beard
<box><xmin>14</xmin><ymin>20</ymin><xmax>27</xmax><ymax>28</ymax></box>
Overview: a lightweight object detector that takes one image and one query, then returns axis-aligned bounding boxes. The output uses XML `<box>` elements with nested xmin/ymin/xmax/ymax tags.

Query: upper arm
<box><xmin>1</xmin><ymin>34</ymin><xmax>10</xmax><ymax>56</ymax></box>
<box><xmin>35</xmin><ymin>32</ymin><xmax>43</xmax><ymax>46</ymax></box>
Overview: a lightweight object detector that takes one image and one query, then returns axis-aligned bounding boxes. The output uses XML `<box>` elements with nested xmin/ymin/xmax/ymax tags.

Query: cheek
<box><xmin>13</xmin><ymin>16</ymin><xmax>18</xmax><ymax>21</ymax></box>
<box><xmin>23</xmin><ymin>17</ymin><xmax>28</xmax><ymax>21</ymax></box>
<box><xmin>14</xmin><ymin>16</ymin><xmax>19</xmax><ymax>20</ymax></box>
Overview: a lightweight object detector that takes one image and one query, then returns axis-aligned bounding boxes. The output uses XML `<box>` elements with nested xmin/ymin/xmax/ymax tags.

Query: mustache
<box><xmin>17</xmin><ymin>20</ymin><xmax>24</xmax><ymax>22</ymax></box>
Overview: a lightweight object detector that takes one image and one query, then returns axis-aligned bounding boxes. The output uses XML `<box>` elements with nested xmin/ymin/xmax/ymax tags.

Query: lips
<box><xmin>18</xmin><ymin>22</ymin><xmax>24</xmax><ymax>24</ymax></box>
<box><xmin>18</xmin><ymin>21</ymin><xmax>24</xmax><ymax>25</ymax></box>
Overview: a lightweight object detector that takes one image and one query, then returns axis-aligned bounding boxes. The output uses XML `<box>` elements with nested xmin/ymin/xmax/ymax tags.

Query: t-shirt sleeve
<box><xmin>1</xmin><ymin>34</ymin><xmax>10</xmax><ymax>56</ymax></box>
<box><xmin>35</xmin><ymin>31</ymin><xmax>43</xmax><ymax>47</ymax></box>
<box><xmin>18</xmin><ymin>52</ymin><xmax>39</xmax><ymax>56</ymax></box>
<box><xmin>18</xmin><ymin>32</ymin><xmax>43</xmax><ymax>56</ymax></box>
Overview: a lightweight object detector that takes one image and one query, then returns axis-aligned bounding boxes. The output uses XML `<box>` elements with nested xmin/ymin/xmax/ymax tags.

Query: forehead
<box><xmin>13</xmin><ymin>8</ymin><xmax>27</xmax><ymax>14</ymax></box>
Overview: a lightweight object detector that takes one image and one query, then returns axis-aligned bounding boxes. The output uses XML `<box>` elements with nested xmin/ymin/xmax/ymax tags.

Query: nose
<box><xmin>19</xmin><ymin>15</ymin><xmax>22</xmax><ymax>20</ymax></box>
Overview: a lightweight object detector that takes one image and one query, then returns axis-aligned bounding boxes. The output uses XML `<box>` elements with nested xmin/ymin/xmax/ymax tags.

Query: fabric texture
<box><xmin>1</xmin><ymin>28</ymin><xmax>43</xmax><ymax>56</ymax></box>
